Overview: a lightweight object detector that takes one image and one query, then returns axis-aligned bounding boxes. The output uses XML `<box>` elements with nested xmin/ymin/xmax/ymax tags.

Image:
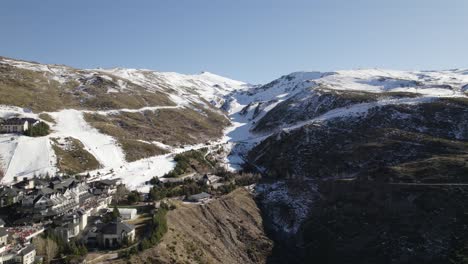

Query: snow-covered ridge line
<box><xmin>0</xmin><ymin>56</ymin><xmax>253</xmax><ymax>111</ymax></box>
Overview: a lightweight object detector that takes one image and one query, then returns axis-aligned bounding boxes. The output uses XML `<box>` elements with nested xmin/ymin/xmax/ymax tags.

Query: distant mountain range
<box><xmin>1</xmin><ymin>56</ymin><xmax>468</xmax><ymax>263</ymax></box>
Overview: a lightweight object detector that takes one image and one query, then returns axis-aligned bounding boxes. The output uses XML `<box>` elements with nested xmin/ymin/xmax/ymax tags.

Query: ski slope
<box><xmin>49</xmin><ymin>109</ymin><xmax>126</xmax><ymax>168</ymax></box>
<box><xmin>2</xmin><ymin>136</ymin><xmax>56</xmax><ymax>182</ymax></box>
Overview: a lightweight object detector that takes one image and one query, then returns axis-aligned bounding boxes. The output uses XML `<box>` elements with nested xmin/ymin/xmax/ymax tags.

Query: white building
<box><xmin>15</xmin><ymin>244</ymin><xmax>36</xmax><ymax>264</ymax></box>
<box><xmin>0</xmin><ymin>118</ymin><xmax>38</xmax><ymax>134</ymax></box>
<box><xmin>118</xmin><ymin>208</ymin><xmax>137</xmax><ymax>220</ymax></box>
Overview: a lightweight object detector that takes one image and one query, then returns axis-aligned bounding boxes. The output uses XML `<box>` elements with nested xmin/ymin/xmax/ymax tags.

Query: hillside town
<box><xmin>0</xmin><ymin>150</ymin><xmax>254</xmax><ymax>264</ymax></box>
<box><xmin>0</xmin><ymin>176</ymin><xmax>132</xmax><ymax>263</ymax></box>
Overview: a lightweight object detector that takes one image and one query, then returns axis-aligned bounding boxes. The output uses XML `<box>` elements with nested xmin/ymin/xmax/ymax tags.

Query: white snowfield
<box><xmin>321</xmin><ymin>69</ymin><xmax>468</xmax><ymax>97</ymax></box>
<box><xmin>0</xmin><ymin>106</ymin><xmax>58</xmax><ymax>182</ymax></box>
<box><xmin>94</xmin><ymin>68</ymin><xmax>250</xmax><ymax>108</ymax></box>
<box><xmin>2</xmin><ymin>136</ymin><xmax>57</xmax><ymax>183</ymax></box>
<box><xmin>1</xmin><ymin>55</ymin><xmax>467</xmax><ymax>188</ymax></box>
<box><xmin>49</xmin><ymin>110</ymin><xmax>126</xmax><ymax>168</ymax></box>
<box><xmin>88</xmin><ymin>142</ymin><xmax>218</xmax><ymax>193</ymax></box>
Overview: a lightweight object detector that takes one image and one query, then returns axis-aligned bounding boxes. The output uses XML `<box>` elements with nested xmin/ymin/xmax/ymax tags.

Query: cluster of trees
<box><xmin>32</xmin><ymin>236</ymin><xmax>58</xmax><ymax>264</ymax></box>
<box><xmin>216</xmin><ymin>172</ymin><xmax>261</xmax><ymax>196</ymax></box>
<box><xmin>148</xmin><ymin>170</ymin><xmax>262</xmax><ymax>202</ymax></box>
<box><xmin>217</xmin><ymin>183</ymin><xmax>237</xmax><ymax>195</ymax></box>
<box><xmin>113</xmin><ymin>185</ymin><xmax>141</xmax><ymax>205</ymax></box>
<box><xmin>145</xmin><ymin>147</ymin><xmax>262</xmax><ymax>203</ymax></box>
<box><xmin>119</xmin><ymin>204</ymin><xmax>170</xmax><ymax>259</ymax></box>
<box><xmin>33</xmin><ymin>234</ymin><xmax>87</xmax><ymax>263</ymax></box>
<box><xmin>226</xmin><ymin>172</ymin><xmax>261</xmax><ymax>186</ymax></box>
<box><xmin>148</xmin><ymin>179</ymin><xmax>209</xmax><ymax>201</ymax></box>
<box><xmin>63</xmin><ymin>240</ymin><xmax>88</xmax><ymax>259</ymax></box>
<box><xmin>113</xmin><ymin>184</ymin><xmax>130</xmax><ymax>204</ymax></box>
<box><xmin>148</xmin><ymin>172</ymin><xmax>261</xmax><ymax>201</ymax></box>
<box><xmin>24</xmin><ymin>121</ymin><xmax>50</xmax><ymax>137</ymax></box>
<box><xmin>127</xmin><ymin>190</ymin><xmax>141</xmax><ymax>204</ymax></box>
<box><xmin>163</xmin><ymin>149</ymin><xmax>215</xmax><ymax>178</ymax></box>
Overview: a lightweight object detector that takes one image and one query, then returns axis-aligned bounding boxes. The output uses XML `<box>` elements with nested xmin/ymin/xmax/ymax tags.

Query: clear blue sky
<box><xmin>1</xmin><ymin>0</ymin><xmax>467</xmax><ymax>83</ymax></box>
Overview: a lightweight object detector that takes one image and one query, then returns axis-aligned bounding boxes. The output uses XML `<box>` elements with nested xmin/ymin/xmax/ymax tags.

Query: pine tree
<box><xmin>112</xmin><ymin>206</ymin><xmax>121</xmax><ymax>220</ymax></box>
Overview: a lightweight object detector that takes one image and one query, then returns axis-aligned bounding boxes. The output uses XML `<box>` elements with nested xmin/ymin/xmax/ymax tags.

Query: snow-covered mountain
<box><xmin>222</xmin><ymin>68</ymin><xmax>468</xmax><ymax>166</ymax></box>
<box><xmin>1</xmin><ymin>56</ymin><xmax>467</xmax><ymax>190</ymax></box>
<box><xmin>1</xmin><ymin>56</ymin><xmax>468</xmax><ymax>262</ymax></box>
<box><xmin>0</xmin><ymin>57</ymin><xmax>249</xmax><ymax>109</ymax></box>
<box><xmin>4</xmin><ymin>55</ymin><xmax>466</xmax><ymax>182</ymax></box>
<box><xmin>227</xmin><ymin>69</ymin><xmax>468</xmax><ymax>263</ymax></box>
<box><xmin>0</xmin><ymin>57</ymin><xmax>250</xmax><ymax>190</ymax></box>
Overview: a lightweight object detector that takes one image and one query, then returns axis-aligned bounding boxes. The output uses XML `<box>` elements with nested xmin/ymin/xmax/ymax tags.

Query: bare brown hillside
<box><xmin>114</xmin><ymin>188</ymin><xmax>272</xmax><ymax>264</ymax></box>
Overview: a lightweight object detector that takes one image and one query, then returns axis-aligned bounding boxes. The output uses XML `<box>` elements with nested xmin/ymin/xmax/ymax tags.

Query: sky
<box><xmin>1</xmin><ymin>0</ymin><xmax>467</xmax><ymax>83</ymax></box>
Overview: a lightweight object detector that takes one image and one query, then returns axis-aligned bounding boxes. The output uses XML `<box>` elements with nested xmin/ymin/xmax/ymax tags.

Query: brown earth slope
<box><xmin>115</xmin><ymin>188</ymin><xmax>272</xmax><ymax>264</ymax></box>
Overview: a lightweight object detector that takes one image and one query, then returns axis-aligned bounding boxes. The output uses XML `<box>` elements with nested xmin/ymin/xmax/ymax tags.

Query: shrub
<box><xmin>150</xmin><ymin>207</ymin><xmax>168</xmax><ymax>244</ymax></box>
<box><xmin>24</xmin><ymin>121</ymin><xmax>50</xmax><ymax>137</ymax></box>
<box><xmin>129</xmin><ymin>246</ymin><xmax>138</xmax><ymax>255</ymax></box>
<box><xmin>118</xmin><ymin>249</ymin><xmax>130</xmax><ymax>259</ymax></box>
<box><xmin>127</xmin><ymin>191</ymin><xmax>141</xmax><ymax>204</ymax></box>
<box><xmin>218</xmin><ymin>183</ymin><xmax>236</xmax><ymax>195</ymax></box>
<box><xmin>139</xmin><ymin>238</ymin><xmax>152</xmax><ymax>251</ymax></box>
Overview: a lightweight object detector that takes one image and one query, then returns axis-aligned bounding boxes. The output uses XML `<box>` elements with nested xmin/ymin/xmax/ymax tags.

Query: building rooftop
<box><xmin>99</xmin><ymin>221</ymin><xmax>135</xmax><ymax>235</ymax></box>
<box><xmin>188</xmin><ymin>192</ymin><xmax>211</xmax><ymax>201</ymax></box>
<box><xmin>117</xmin><ymin>208</ymin><xmax>137</xmax><ymax>214</ymax></box>
<box><xmin>18</xmin><ymin>244</ymin><xmax>35</xmax><ymax>256</ymax></box>
<box><xmin>0</xmin><ymin>227</ymin><xmax>8</xmax><ymax>237</ymax></box>
<box><xmin>0</xmin><ymin>187</ymin><xmax>19</xmax><ymax>197</ymax></box>
<box><xmin>2</xmin><ymin>118</ymin><xmax>28</xmax><ymax>125</ymax></box>
<box><xmin>2</xmin><ymin>117</ymin><xmax>38</xmax><ymax>126</ymax></box>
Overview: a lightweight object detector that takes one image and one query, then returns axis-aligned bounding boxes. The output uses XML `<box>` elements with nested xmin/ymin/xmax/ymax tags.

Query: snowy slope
<box><xmin>317</xmin><ymin>69</ymin><xmax>468</xmax><ymax>97</ymax></box>
<box><xmin>0</xmin><ymin>56</ymin><xmax>251</xmax><ymax>110</ymax></box>
<box><xmin>93</xmin><ymin>68</ymin><xmax>250</xmax><ymax>107</ymax></box>
<box><xmin>0</xmin><ymin>135</ymin><xmax>18</xmax><ymax>172</ymax></box>
<box><xmin>49</xmin><ymin>110</ymin><xmax>126</xmax><ymax>168</ymax></box>
<box><xmin>2</xmin><ymin>136</ymin><xmax>57</xmax><ymax>182</ymax></box>
<box><xmin>0</xmin><ymin>57</ymin><xmax>252</xmax><ymax>187</ymax></box>
<box><xmin>221</xmin><ymin>68</ymin><xmax>468</xmax><ymax>170</ymax></box>
<box><xmin>2</xmin><ymin>55</ymin><xmax>468</xmax><ymax>189</ymax></box>
<box><xmin>226</xmin><ymin>68</ymin><xmax>468</xmax><ymax>135</ymax></box>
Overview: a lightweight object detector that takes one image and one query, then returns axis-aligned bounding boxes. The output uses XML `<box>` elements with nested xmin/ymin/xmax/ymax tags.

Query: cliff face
<box><xmin>122</xmin><ymin>188</ymin><xmax>272</xmax><ymax>264</ymax></box>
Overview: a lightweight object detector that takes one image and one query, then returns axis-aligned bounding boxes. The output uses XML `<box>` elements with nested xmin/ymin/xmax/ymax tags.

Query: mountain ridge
<box><xmin>1</xmin><ymin>56</ymin><xmax>468</xmax><ymax>263</ymax></box>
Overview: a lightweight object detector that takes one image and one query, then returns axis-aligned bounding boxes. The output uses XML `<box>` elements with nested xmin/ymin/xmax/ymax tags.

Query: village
<box><xmin>0</xmin><ymin>170</ymin><xmax>241</xmax><ymax>264</ymax></box>
<box><xmin>0</xmin><ymin>107</ymin><xmax>263</xmax><ymax>264</ymax></box>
